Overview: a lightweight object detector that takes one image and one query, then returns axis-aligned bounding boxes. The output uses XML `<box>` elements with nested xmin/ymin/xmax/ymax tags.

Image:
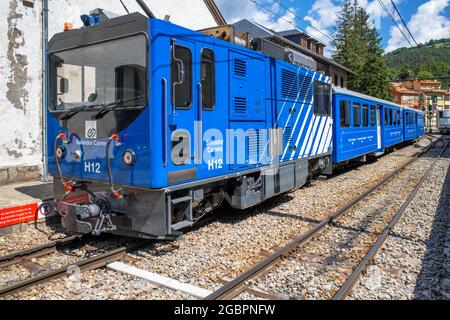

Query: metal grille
<box><xmin>234</xmin><ymin>59</ymin><xmax>247</xmax><ymax>77</ymax></box>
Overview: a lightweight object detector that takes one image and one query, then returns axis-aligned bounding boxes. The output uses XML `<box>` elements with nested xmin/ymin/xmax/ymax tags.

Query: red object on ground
<box><xmin>0</xmin><ymin>203</ymin><xmax>38</xmax><ymax>228</ymax></box>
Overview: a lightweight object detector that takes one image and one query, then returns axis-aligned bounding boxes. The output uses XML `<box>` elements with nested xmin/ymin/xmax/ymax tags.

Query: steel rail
<box><xmin>0</xmin><ymin>235</ymin><xmax>86</xmax><ymax>269</ymax></box>
<box><xmin>0</xmin><ymin>205</ymin><xmax>236</xmax><ymax>298</ymax></box>
<box><xmin>205</xmin><ymin>138</ymin><xmax>440</xmax><ymax>300</ymax></box>
<box><xmin>0</xmin><ymin>240</ymin><xmax>150</xmax><ymax>298</ymax></box>
<box><xmin>332</xmin><ymin>138</ymin><xmax>450</xmax><ymax>300</ymax></box>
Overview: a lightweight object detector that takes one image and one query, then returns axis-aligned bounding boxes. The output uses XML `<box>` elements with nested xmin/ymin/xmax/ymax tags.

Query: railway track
<box><xmin>0</xmin><ymin>138</ymin><xmax>445</xmax><ymax>300</ymax></box>
<box><xmin>205</xmin><ymin>137</ymin><xmax>449</xmax><ymax>300</ymax></box>
<box><xmin>0</xmin><ymin>204</ymin><xmax>234</xmax><ymax>299</ymax></box>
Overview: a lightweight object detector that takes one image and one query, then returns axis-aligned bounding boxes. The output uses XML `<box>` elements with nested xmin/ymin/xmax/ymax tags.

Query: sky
<box><xmin>215</xmin><ymin>0</ymin><xmax>450</xmax><ymax>56</ymax></box>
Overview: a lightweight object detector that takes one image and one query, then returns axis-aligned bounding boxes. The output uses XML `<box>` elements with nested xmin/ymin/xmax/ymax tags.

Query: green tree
<box><xmin>398</xmin><ymin>65</ymin><xmax>414</xmax><ymax>80</ymax></box>
<box><xmin>332</xmin><ymin>0</ymin><xmax>391</xmax><ymax>99</ymax></box>
<box><xmin>416</xmin><ymin>70</ymin><xmax>433</xmax><ymax>79</ymax></box>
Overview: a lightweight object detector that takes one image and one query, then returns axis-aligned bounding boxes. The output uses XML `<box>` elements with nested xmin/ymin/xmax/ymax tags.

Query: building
<box><xmin>0</xmin><ymin>0</ymin><xmax>225</xmax><ymax>186</ymax></box>
<box><xmin>391</xmin><ymin>79</ymin><xmax>450</xmax><ymax>129</ymax></box>
<box><xmin>232</xmin><ymin>20</ymin><xmax>354</xmax><ymax>88</ymax></box>
<box><xmin>391</xmin><ymin>83</ymin><xmax>420</xmax><ymax>109</ymax></box>
<box><xmin>401</xmin><ymin>80</ymin><xmax>450</xmax><ymax>110</ymax></box>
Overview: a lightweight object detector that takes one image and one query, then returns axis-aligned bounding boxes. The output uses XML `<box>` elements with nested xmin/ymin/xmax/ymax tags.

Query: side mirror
<box><xmin>59</xmin><ymin>77</ymin><xmax>69</xmax><ymax>94</ymax></box>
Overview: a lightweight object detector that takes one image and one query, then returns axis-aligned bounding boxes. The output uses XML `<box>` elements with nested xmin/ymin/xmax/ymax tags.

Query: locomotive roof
<box><xmin>333</xmin><ymin>86</ymin><xmax>424</xmax><ymax>114</ymax></box>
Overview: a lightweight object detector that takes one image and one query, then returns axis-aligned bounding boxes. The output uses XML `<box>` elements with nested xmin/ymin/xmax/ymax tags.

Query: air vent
<box><xmin>234</xmin><ymin>59</ymin><xmax>247</xmax><ymax>77</ymax></box>
<box><xmin>281</xmin><ymin>69</ymin><xmax>298</xmax><ymax>99</ymax></box>
<box><xmin>234</xmin><ymin>97</ymin><xmax>247</xmax><ymax>113</ymax></box>
<box><xmin>298</xmin><ymin>75</ymin><xmax>313</xmax><ymax>102</ymax></box>
<box><xmin>284</xmin><ymin>126</ymin><xmax>293</xmax><ymax>144</ymax></box>
<box><xmin>246</xmin><ymin>132</ymin><xmax>259</xmax><ymax>164</ymax></box>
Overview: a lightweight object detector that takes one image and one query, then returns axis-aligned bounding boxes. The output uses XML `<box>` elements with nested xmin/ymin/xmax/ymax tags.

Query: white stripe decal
<box><xmin>290</xmin><ymin>105</ymin><xmax>312</xmax><ymax>160</ymax></box>
<box><xmin>319</xmin><ymin>121</ymin><xmax>332</xmax><ymax>154</ymax></box>
<box><xmin>312</xmin><ymin>117</ymin><xmax>328</xmax><ymax>156</ymax></box>
<box><xmin>299</xmin><ymin>114</ymin><xmax>316</xmax><ymax>157</ymax></box>
<box><xmin>303</xmin><ymin>116</ymin><xmax>320</xmax><ymax>158</ymax></box>
<box><xmin>281</xmin><ymin>71</ymin><xmax>314</xmax><ymax>158</ymax></box>
<box><xmin>308</xmin><ymin>116</ymin><xmax>324</xmax><ymax>156</ymax></box>
<box><xmin>322</xmin><ymin>124</ymin><xmax>333</xmax><ymax>154</ymax></box>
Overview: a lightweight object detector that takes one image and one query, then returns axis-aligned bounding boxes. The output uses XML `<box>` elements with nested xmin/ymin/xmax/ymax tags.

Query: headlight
<box><xmin>122</xmin><ymin>150</ymin><xmax>136</xmax><ymax>166</ymax></box>
<box><xmin>56</xmin><ymin>146</ymin><xmax>66</xmax><ymax>159</ymax></box>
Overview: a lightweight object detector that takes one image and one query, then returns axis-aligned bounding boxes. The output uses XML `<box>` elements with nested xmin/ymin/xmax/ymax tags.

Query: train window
<box><xmin>171</xmin><ymin>45</ymin><xmax>192</xmax><ymax>109</ymax></box>
<box><xmin>353</xmin><ymin>102</ymin><xmax>361</xmax><ymax>127</ymax></box>
<box><xmin>389</xmin><ymin>109</ymin><xmax>393</xmax><ymax>126</ymax></box>
<box><xmin>398</xmin><ymin>110</ymin><xmax>401</xmax><ymax>125</ymax></box>
<box><xmin>362</xmin><ymin>104</ymin><xmax>369</xmax><ymax>127</ymax></box>
<box><xmin>340</xmin><ymin>100</ymin><xmax>351</xmax><ymax>128</ymax></box>
<box><xmin>370</xmin><ymin>106</ymin><xmax>376</xmax><ymax>126</ymax></box>
<box><xmin>201</xmin><ymin>49</ymin><xmax>215</xmax><ymax>110</ymax></box>
<box><xmin>384</xmin><ymin>109</ymin><xmax>389</xmax><ymax>125</ymax></box>
<box><xmin>314</xmin><ymin>82</ymin><xmax>331</xmax><ymax>116</ymax></box>
<box><xmin>405</xmin><ymin>112</ymin><xmax>409</xmax><ymax>125</ymax></box>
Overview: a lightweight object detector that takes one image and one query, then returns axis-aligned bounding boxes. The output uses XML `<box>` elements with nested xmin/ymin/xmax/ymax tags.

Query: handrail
<box><xmin>197</xmin><ymin>83</ymin><xmax>203</xmax><ymax>164</ymax></box>
<box><xmin>162</xmin><ymin>78</ymin><xmax>168</xmax><ymax>167</ymax></box>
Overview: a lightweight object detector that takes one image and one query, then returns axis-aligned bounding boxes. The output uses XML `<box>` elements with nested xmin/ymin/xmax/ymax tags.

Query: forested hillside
<box><xmin>385</xmin><ymin>38</ymin><xmax>450</xmax><ymax>80</ymax></box>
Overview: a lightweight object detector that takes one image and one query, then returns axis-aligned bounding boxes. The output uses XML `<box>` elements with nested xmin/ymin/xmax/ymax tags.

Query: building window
<box><xmin>353</xmin><ymin>102</ymin><xmax>361</xmax><ymax>127</ymax></box>
<box><xmin>200</xmin><ymin>49</ymin><xmax>215</xmax><ymax>110</ymax></box>
<box><xmin>307</xmin><ymin>39</ymin><xmax>311</xmax><ymax>50</ymax></box>
<box><xmin>340</xmin><ymin>100</ymin><xmax>351</xmax><ymax>128</ymax></box>
<box><xmin>171</xmin><ymin>45</ymin><xmax>192</xmax><ymax>109</ymax></box>
<box><xmin>340</xmin><ymin>77</ymin><xmax>344</xmax><ymax>88</ymax></box>
<box><xmin>334</xmin><ymin>75</ymin><xmax>338</xmax><ymax>86</ymax></box>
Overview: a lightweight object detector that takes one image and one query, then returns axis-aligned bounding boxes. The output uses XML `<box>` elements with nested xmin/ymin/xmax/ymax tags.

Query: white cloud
<box><xmin>304</xmin><ymin>0</ymin><xmax>340</xmax><ymax>56</ymax></box>
<box><xmin>385</xmin><ymin>0</ymin><xmax>450</xmax><ymax>51</ymax></box>
<box><xmin>214</xmin><ymin>0</ymin><xmax>296</xmax><ymax>31</ymax></box>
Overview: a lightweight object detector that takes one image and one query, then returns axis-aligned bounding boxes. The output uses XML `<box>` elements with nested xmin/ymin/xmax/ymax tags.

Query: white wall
<box><xmin>0</xmin><ymin>0</ymin><xmax>43</xmax><ymax>169</ymax></box>
<box><xmin>0</xmin><ymin>0</ymin><xmax>218</xmax><ymax>180</ymax></box>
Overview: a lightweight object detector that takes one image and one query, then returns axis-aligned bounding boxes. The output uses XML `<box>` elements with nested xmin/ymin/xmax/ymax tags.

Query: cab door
<box><xmin>166</xmin><ymin>38</ymin><xmax>198</xmax><ymax>184</ymax></box>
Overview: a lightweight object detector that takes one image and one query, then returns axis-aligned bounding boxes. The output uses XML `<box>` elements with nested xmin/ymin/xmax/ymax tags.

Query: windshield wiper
<box><xmin>94</xmin><ymin>96</ymin><xmax>144</xmax><ymax>119</ymax></box>
<box><xmin>60</xmin><ymin>103</ymin><xmax>106</xmax><ymax>121</ymax></box>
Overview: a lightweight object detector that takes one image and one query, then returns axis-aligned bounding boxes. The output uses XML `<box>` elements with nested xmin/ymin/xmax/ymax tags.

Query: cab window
<box><xmin>200</xmin><ymin>49</ymin><xmax>215</xmax><ymax>110</ymax></box>
<box><xmin>171</xmin><ymin>45</ymin><xmax>192</xmax><ymax>109</ymax></box>
<box><xmin>314</xmin><ymin>82</ymin><xmax>331</xmax><ymax>116</ymax></box>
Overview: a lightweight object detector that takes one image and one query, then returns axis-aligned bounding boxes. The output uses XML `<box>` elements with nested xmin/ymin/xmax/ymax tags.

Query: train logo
<box><xmin>85</xmin><ymin>121</ymin><xmax>97</xmax><ymax>139</ymax></box>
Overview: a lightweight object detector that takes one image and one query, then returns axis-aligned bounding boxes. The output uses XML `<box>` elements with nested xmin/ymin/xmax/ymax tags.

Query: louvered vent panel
<box><xmin>246</xmin><ymin>132</ymin><xmax>259</xmax><ymax>164</ymax></box>
<box><xmin>234</xmin><ymin>59</ymin><xmax>247</xmax><ymax>77</ymax></box>
<box><xmin>298</xmin><ymin>75</ymin><xmax>313</xmax><ymax>103</ymax></box>
<box><xmin>234</xmin><ymin>97</ymin><xmax>247</xmax><ymax>114</ymax></box>
<box><xmin>281</xmin><ymin>69</ymin><xmax>299</xmax><ymax>99</ymax></box>
<box><xmin>284</xmin><ymin>126</ymin><xmax>293</xmax><ymax>144</ymax></box>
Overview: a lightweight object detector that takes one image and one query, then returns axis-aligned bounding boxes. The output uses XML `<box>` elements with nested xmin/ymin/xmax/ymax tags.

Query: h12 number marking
<box><xmin>84</xmin><ymin>162</ymin><xmax>101</xmax><ymax>174</ymax></box>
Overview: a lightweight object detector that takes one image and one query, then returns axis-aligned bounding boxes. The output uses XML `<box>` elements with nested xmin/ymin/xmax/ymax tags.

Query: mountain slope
<box><xmin>386</xmin><ymin>38</ymin><xmax>450</xmax><ymax>68</ymax></box>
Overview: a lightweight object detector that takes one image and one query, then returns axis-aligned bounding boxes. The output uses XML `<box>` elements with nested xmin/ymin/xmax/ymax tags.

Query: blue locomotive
<box><xmin>47</xmin><ymin>11</ymin><xmax>424</xmax><ymax>239</ymax></box>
